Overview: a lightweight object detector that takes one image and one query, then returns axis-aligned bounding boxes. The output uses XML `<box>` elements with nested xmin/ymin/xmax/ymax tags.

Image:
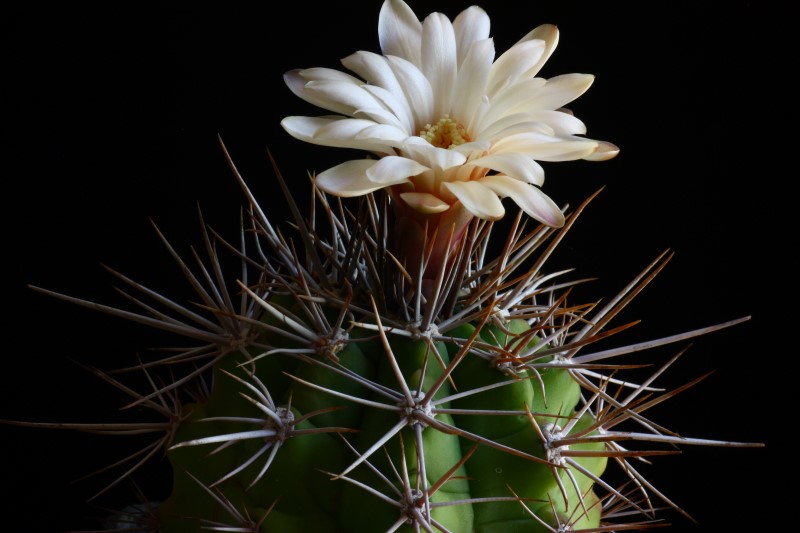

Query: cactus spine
<box><xmin>21</xmin><ymin>143</ymin><xmax>759</xmax><ymax>531</ymax></box>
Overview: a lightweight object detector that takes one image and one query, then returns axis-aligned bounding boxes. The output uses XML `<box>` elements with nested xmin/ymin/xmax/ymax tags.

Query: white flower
<box><xmin>281</xmin><ymin>0</ymin><xmax>618</xmax><ymax>227</ymax></box>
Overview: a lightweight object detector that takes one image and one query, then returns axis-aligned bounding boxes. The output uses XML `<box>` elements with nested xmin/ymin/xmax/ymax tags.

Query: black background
<box><xmin>3</xmin><ymin>1</ymin><xmax>785</xmax><ymax>531</ymax></box>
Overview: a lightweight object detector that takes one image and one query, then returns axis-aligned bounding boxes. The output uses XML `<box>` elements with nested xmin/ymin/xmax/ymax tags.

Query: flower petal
<box><xmin>356</xmin><ymin>123</ymin><xmax>411</xmax><ymax>146</ymax></box>
<box><xmin>480</xmin><ymin>174</ymin><xmax>564</xmax><ymax>227</ymax></box>
<box><xmin>486</xmin><ymin>39</ymin><xmax>546</xmax><ymax>97</ymax></box>
<box><xmin>493</xmin><ymin>132</ymin><xmax>598</xmax><ymax>161</ymax></box>
<box><xmin>399</xmin><ymin>192</ymin><xmax>450</xmax><ymax>214</ymax></box>
<box><xmin>443</xmin><ymin>180</ymin><xmax>505</xmax><ymax>220</ymax></box>
<box><xmin>315</xmin><ymin>160</ymin><xmax>385</xmax><ymax>196</ymax></box>
<box><xmin>402</xmin><ymin>140</ymin><xmax>467</xmax><ymax>171</ymax></box>
<box><xmin>514</xmin><ymin>24</ymin><xmax>559</xmax><ymax>78</ymax></box>
<box><xmin>525</xmin><ymin>73</ymin><xmax>596</xmax><ymax>111</ymax></box>
<box><xmin>314</xmin><ymin>117</ymin><xmax>400</xmax><ymax>153</ymax></box>
<box><xmin>387</xmin><ymin>56</ymin><xmax>434</xmax><ymax>129</ymax></box>
<box><xmin>366</xmin><ymin>155</ymin><xmax>428</xmax><ymax>185</ymax></box>
<box><xmin>284</xmin><ymin>69</ymin><xmax>362</xmax><ymax>116</ymax></box>
<box><xmin>469</xmin><ymin>152</ymin><xmax>545</xmax><ymax>185</ymax></box>
<box><xmin>342</xmin><ymin>51</ymin><xmax>415</xmax><ymax>131</ymax></box>
<box><xmin>303</xmin><ymin>80</ymin><xmax>388</xmax><ymax>120</ymax></box>
<box><xmin>473</xmin><ymin>78</ymin><xmax>547</xmax><ymax>131</ymax></box>
<box><xmin>282</xmin><ymin>116</ymin><xmax>396</xmax><ymax>155</ymax></box>
<box><xmin>452</xmin><ymin>38</ymin><xmax>495</xmax><ymax>133</ymax></box>
<box><xmin>583</xmin><ymin>140</ymin><xmax>620</xmax><ymax>161</ymax></box>
<box><xmin>421</xmin><ymin>12</ymin><xmax>457</xmax><ymax>119</ymax></box>
<box><xmin>379</xmin><ymin>0</ymin><xmax>422</xmax><ymax>65</ymax></box>
<box><xmin>452</xmin><ymin>6</ymin><xmax>491</xmax><ymax>67</ymax></box>
<box><xmin>479</xmin><ymin>114</ymin><xmax>555</xmax><ymax>141</ymax></box>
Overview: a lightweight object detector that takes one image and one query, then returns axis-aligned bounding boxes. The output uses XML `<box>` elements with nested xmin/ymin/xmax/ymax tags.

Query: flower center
<box><xmin>419</xmin><ymin>115</ymin><xmax>470</xmax><ymax>149</ymax></box>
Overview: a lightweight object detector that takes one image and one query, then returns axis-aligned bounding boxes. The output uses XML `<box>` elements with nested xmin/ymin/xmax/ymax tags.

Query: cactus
<box><xmin>5</xmin><ymin>1</ymin><xmax>764</xmax><ymax>532</ymax></box>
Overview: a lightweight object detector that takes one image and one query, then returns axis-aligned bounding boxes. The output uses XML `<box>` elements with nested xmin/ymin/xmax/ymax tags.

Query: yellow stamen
<box><xmin>419</xmin><ymin>115</ymin><xmax>471</xmax><ymax>149</ymax></box>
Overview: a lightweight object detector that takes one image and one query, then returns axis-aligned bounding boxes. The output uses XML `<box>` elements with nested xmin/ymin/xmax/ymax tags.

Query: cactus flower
<box><xmin>281</xmin><ymin>0</ymin><xmax>619</xmax><ymax>231</ymax></box>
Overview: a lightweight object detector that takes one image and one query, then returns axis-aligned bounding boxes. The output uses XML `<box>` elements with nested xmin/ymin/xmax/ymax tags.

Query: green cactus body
<box><xmin>155</xmin><ymin>303</ymin><xmax>608</xmax><ymax>532</ymax></box>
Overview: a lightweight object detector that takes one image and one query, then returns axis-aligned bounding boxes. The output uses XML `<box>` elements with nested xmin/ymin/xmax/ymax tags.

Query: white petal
<box><xmin>480</xmin><ymin>174</ymin><xmax>564</xmax><ymax>227</ymax></box>
<box><xmin>314</xmin><ymin>118</ymin><xmax>400</xmax><ymax>153</ymax></box>
<box><xmin>366</xmin><ymin>155</ymin><xmax>427</xmax><ymax>185</ymax></box>
<box><xmin>452</xmin><ymin>6</ymin><xmax>491</xmax><ymax>67</ymax></box>
<box><xmin>452</xmin><ymin>38</ymin><xmax>495</xmax><ymax>133</ymax></box>
<box><xmin>386</xmin><ymin>56</ymin><xmax>434</xmax><ymax>129</ymax></box>
<box><xmin>361</xmin><ymin>78</ymin><xmax>415</xmax><ymax>132</ymax></box>
<box><xmin>379</xmin><ymin>0</ymin><xmax>422</xmax><ymax>65</ymax></box>
<box><xmin>402</xmin><ymin>141</ymin><xmax>466</xmax><ymax>171</ymax></box>
<box><xmin>486</xmin><ymin>39</ymin><xmax>546</xmax><ymax>97</ymax></box>
<box><xmin>473</xmin><ymin>78</ymin><xmax>547</xmax><ymax>132</ymax></box>
<box><xmin>342</xmin><ymin>52</ymin><xmax>414</xmax><ymax>131</ymax></box>
<box><xmin>522</xmin><ymin>110</ymin><xmax>587</xmax><ymax>135</ymax></box>
<box><xmin>514</xmin><ymin>24</ymin><xmax>559</xmax><ymax>78</ymax></box>
<box><xmin>469</xmin><ymin>153</ymin><xmax>545</xmax><ymax>185</ymax></box>
<box><xmin>493</xmin><ymin>132</ymin><xmax>598</xmax><ymax>161</ymax></box>
<box><xmin>526</xmin><ymin>73</ymin><xmax>595</xmax><ymax>111</ymax></box>
<box><xmin>282</xmin><ymin>116</ymin><xmax>395</xmax><ymax>155</ymax></box>
<box><xmin>479</xmin><ymin>114</ymin><xmax>555</xmax><ymax>141</ymax></box>
<box><xmin>356</xmin><ymin>123</ymin><xmax>411</xmax><ymax>146</ymax></box>
<box><xmin>284</xmin><ymin>70</ymin><xmax>360</xmax><ymax>116</ymax></box>
<box><xmin>443</xmin><ymin>180</ymin><xmax>505</xmax><ymax>220</ymax></box>
<box><xmin>296</xmin><ymin>67</ymin><xmax>364</xmax><ymax>84</ymax></box>
<box><xmin>315</xmin><ymin>160</ymin><xmax>385</xmax><ymax>196</ymax></box>
<box><xmin>303</xmin><ymin>80</ymin><xmax>388</xmax><ymax>119</ymax></box>
<box><xmin>450</xmin><ymin>139</ymin><xmax>491</xmax><ymax>158</ymax></box>
<box><xmin>281</xmin><ymin>115</ymin><xmax>336</xmax><ymax>141</ymax></box>
<box><xmin>583</xmin><ymin>140</ymin><xmax>620</xmax><ymax>161</ymax></box>
<box><xmin>421</xmin><ymin>12</ymin><xmax>457</xmax><ymax>119</ymax></box>
<box><xmin>341</xmin><ymin>51</ymin><xmax>400</xmax><ymax>89</ymax></box>
<box><xmin>399</xmin><ymin>192</ymin><xmax>450</xmax><ymax>214</ymax></box>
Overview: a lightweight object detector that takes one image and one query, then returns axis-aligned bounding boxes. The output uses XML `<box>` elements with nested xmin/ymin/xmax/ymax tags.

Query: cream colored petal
<box><xmin>493</xmin><ymin>132</ymin><xmax>598</xmax><ymax>161</ymax></box>
<box><xmin>479</xmin><ymin>114</ymin><xmax>555</xmax><ymax>140</ymax></box>
<box><xmin>343</xmin><ymin>52</ymin><xmax>415</xmax><ymax>131</ymax></box>
<box><xmin>313</xmin><ymin>117</ymin><xmax>381</xmax><ymax>139</ymax></box>
<box><xmin>582</xmin><ymin>140</ymin><xmax>620</xmax><ymax>161</ymax></box>
<box><xmin>296</xmin><ymin>67</ymin><xmax>364</xmax><ymax>84</ymax></box>
<box><xmin>366</xmin><ymin>155</ymin><xmax>427</xmax><ymax>185</ymax></box>
<box><xmin>399</xmin><ymin>192</ymin><xmax>451</xmax><ymax>214</ymax></box>
<box><xmin>486</xmin><ymin>39</ymin><xmax>546</xmax><ymax>97</ymax></box>
<box><xmin>443</xmin><ymin>180</ymin><xmax>505</xmax><ymax>220</ymax></box>
<box><xmin>282</xmin><ymin>116</ymin><xmax>395</xmax><ymax>155</ymax></box>
<box><xmin>473</xmin><ymin>78</ymin><xmax>547</xmax><ymax>131</ymax></box>
<box><xmin>360</xmin><ymin>85</ymin><xmax>414</xmax><ymax>133</ymax></box>
<box><xmin>402</xmin><ymin>140</ymin><xmax>466</xmax><ymax>171</ymax></box>
<box><xmin>386</xmin><ymin>56</ymin><xmax>434</xmax><ymax>129</ymax></box>
<box><xmin>524</xmin><ymin>73</ymin><xmax>595</xmax><ymax>111</ymax></box>
<box><xmin>421</xmin><ymin>12</ymin><xmax>457</xmax><ymax>119</ymax></box>
<box><xmin>303</xmin><ymin>80</ymin><xmax>388</xmax><ymax>119</ymax></box>
<box><xmin>480</xmin><ymin>174</ymin><xmax>565</xmax><ymax>227</ymax></box>
<box><xmin>452</xmin><ymin>38</ymin><xmax>494</xmax><ymax>133</ymax></box>
<box><xmin>315</xmin><ymin>160</ymin><xmax>386</xmax><ymax>197</ymax></box>
<box><xmin>452</xmin><ymin>5</ymin><xmax>491</xmax><ymax>67</ymax></box>
<box><xmin>341</xmin><ymin>51</ymin><xmax>399</xmax><ymax>90</ymax></box>
<box><xmin>356</xmin><ymin>123</ymin><xmax>411</xmax><ymax>146</ymax></box>
<box><xmin>284</xmin><ymin>70</ymin><xmax>359</xmax><ymax>116</ymax></box>
<box><xmin>515</xmin><ymin>24</ymin><xmax>559</xmax><ymax>78</ymax></box>
<box><xmin>281</xmin><ymin>115</ymin><xmax>337</xmax><ymax>141</ymax></box>
<box><xmin>314</xmin><ymin>117</ymin><xmax>403</xmax><ymax>152</ymax></box>
<box><xmin>469</xmin><ymin>153</ymin><xmax>545</xmax><ymax>185</ymax></box>
<box><xmin>450</xmin><ymin>139</ymin><xmax>491</xmax><ymax>160</ymax></box>
<box><xmin>521</xmin><ymin>110</ymin><xmax>587</xmax><ymax>135</ymax></box>
<box><xmin>379</xmin><ymin>0</ymin><xmax>422</xmax><ymax>65</ymax></box>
